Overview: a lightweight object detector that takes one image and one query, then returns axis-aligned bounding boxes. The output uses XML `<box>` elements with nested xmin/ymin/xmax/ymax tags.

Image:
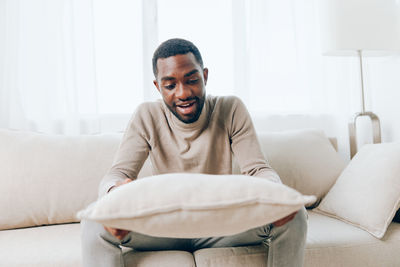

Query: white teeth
<box><xmin>179</xmin><ymin>103</ymin><xmax>192</xmax><ymax>107</ymax></box>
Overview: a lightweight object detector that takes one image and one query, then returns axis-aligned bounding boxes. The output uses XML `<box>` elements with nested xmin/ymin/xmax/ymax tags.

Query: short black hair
<box><xmin>152</xmin><ymin>38</ymin><xmax>204</xmax><ymax>77</ymax></box>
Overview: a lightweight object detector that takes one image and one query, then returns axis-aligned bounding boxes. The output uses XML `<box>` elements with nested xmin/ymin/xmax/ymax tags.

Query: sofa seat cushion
<box><xmin>123</xmin><ymin>250</ymin><xmax>195</xmax><ymax>267</ymax></box>
<box><xmin>0</xmin><ymin>223</ymin><xmax>82</xmax><ymax>267</ymax></box>
<box><xmin>194</xmin><ymin>245</ymin><xmax>268</xmax><ymax>267</ymax></box>
<box><xmin>193</xmin><ymin>211</ymin><xmax>400</xmax><ymax>267</ymax></box>
<box><xmin>305</xmin><ymin>211</ymin><xmax>400</xmax><ymax>267</ymax></box>
<box><xmin>0</xmin><ymin>223</ymin><xmax>196</xmax><ymax>267</ymax></box>
<box><xmin>1</xmin><ymin>214</ymin><xmax>400</xmax><ymax>267</ymax></box>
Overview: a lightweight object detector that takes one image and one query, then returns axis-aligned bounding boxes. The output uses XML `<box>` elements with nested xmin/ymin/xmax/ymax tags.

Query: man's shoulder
<box><xmin>137</xmin><ymin>100</ymin><xmax>163</xmax><ymax>110</ymax></box>
<box><xmin>207</xmin><ymin>95</ymin><xmax>248</xmax><ymax>129</ymax></box>
<box><xmin>211</xmin><ymin>95</ymin><xmax>246</xmax><ymax>113</ymax></box>
<box><xmin>134</xmin><ymin>100</ymin><xmax>164</xmax><ymax>117</ymax></box>
<box><xmin>127</xmin><ymin>100</ymin><xmax>165</xmax><ymax>130</ymax></box>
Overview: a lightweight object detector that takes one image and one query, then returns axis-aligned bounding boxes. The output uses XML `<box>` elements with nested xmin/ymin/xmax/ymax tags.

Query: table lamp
<box><xmin>317</xmin><ymin>0</ymin><xmax>400</xmax><ymax>158</ymax></box>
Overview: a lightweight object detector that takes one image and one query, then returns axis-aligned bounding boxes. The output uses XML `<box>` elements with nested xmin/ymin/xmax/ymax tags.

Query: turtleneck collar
<box><xmin>162</xmin><ymin>96</ymin><xmax>209</xmax><ymax>132</ymax></box>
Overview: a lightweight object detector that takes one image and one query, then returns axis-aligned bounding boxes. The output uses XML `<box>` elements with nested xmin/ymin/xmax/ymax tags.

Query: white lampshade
<box><xmin>318</xmin><ymin>0</ymin><xmax>400</xmax><ymax>56</ymax></box>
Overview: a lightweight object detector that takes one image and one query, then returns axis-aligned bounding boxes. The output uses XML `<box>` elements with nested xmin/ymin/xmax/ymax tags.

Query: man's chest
<box><xmin>149</xmin><ymin>127</ymin><xmax>233</xmax><ymax>174</ymax></box>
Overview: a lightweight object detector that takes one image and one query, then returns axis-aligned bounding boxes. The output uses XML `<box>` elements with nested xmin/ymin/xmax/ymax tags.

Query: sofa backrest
<box><xmin>0</xmin><ymin>128</ymin><xmax>345</xmax><ymax>230</ymax></box>
<box><xmin>138</xmin><ymin>135</ymin><xmax>339</xmax><ymax>178</ymax></box>
<box><xmin>0</xmin><ymin>129</ymin><xmax>121</xmax><ymax>230</ymax></box>
<box><xmin>138</xmin><ymin>129</ymin><xmax>344</xmax><ymax>207</ymax></box>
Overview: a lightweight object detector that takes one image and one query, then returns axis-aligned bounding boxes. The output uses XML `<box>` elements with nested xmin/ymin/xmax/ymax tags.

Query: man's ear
<box><xmin>153</xmin><ymin>80</ymin><xmax>160</xmax><ymax>93</ymax></box>
<box><xmin>203</xmin><ymin>68</ymin><xmax>209</xmax><ymax>85</ymax></box>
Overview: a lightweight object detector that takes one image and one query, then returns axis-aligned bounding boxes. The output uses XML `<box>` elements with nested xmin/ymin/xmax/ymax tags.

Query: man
<box><xmin>81</xmin><ymin>38</ymin><xmax>307</xmax><ymax>267</ymax></box>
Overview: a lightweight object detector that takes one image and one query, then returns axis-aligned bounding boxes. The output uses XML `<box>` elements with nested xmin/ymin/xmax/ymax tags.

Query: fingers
<box><xmin>273</xmin><ymin>211</ymin><xmax>298</xmax><ymax>227</ymax></box>
<box><xmin>108</xmin><ymin>178</ymin><xmax>132</xmax><ymax>194</ymax></box>
<box><xmin>123</xmin><ymin>178</ymin><xmax>132</xmax><ymax>184</ymax></box>
<box><xmin>104</xmin><ymin>226</ymin><xmax>130</xmax><ymax>240</ymax></box>
<box><xmin>114</xmin><ymin>229</ymin><xmax>130</xmax><ymax>240</ymax></box>
<box><xmin>115</xmin><ymin>178</ymin><xmax>133</xmax><ymax>187</ymax></box>
<box><xmin>103</xmin><ymin>181</ymin><xmax>133</xmax><ymax>240</ymax></box>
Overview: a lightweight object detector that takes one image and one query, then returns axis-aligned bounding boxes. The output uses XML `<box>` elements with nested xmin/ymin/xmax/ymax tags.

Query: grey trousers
<box><xmin>81</xmin><ymin>207</ymin><xmax>307</xmax><ymax>267</ymax></box>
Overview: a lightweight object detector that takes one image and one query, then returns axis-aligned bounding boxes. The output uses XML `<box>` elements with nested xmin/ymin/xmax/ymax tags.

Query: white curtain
<box><xmin>1</xmin><ymin>0</ymin><xmax>399</xmax><ymax>158</ymax></box>
<box><xmin>0</xmin><ymin>0</ymin><xmax>100</xmax><ymax>134</ymax></box>
<box><xmin>0</xmin><ymin>0</ymin><xmax>333</xmax><ymax>127</ymax></box>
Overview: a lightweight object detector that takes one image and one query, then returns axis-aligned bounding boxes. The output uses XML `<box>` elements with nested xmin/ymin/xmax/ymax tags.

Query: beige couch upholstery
<box><xmin>1</xmin><ymin>128</ymin><xmax>399</xmax><ymax>267</ymax></box>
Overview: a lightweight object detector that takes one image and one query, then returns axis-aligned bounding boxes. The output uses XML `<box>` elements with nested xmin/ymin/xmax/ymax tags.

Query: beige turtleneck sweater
<box><xmin>98</xmin><ymin>95</ymin><xmax>281</xmax><ymax>197</ymax></box>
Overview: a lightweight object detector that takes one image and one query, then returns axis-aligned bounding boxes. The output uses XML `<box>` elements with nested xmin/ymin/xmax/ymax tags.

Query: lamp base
<box><xmin>348</xmin><ymin>111</ymin><xmax>381</xmax><ymax>159</ymax></box>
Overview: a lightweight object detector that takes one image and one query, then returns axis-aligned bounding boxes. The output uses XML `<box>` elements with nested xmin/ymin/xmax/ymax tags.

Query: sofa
<box><xmin>0</xmin><ymin>128</ymin><xmax>399</xmax><ymax>267</ymax></box>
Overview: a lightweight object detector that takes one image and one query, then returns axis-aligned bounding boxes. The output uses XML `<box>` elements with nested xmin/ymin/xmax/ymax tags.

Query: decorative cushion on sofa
<box><xmin>78</xmin><ymin>173</ymin><xmax>316</xmax><ymax>238</ymax></box>
<box><xmin>250</xmin><ymin>129</ymin><xmax>346</xmax><ymax>207</ymax></box>
<box><xmin>315</xmin><ymin>142</ymin><xmax>400</xmax><ymax>238</ymax></box>
<box><xmin>0</xmin><ymin>129</ymin><xmax>120</xmax><ymax>230</ymax></box>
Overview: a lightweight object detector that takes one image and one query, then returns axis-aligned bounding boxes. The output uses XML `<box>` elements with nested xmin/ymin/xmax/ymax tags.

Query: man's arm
<box><xmin>229</xmin><ymin>97</ymin><xmax>281</xmax><ymax>183</ymax></box>
<box><xmin>98</xmin><ymin>108</ymin><xmax>150</xmax><ymax>197</ymax></box>
<box><xmin>103</xmin><ymin>178</ymin><xmax>133</xmax><ymax>240</ymax></box>
<box><xmin>228</xmin><ymin>97</ymin><xmax>298</xmax><ymax>226</ymax></box>
<box><xmin>98</xmin><ymin>106</ymin><xmax>151</xmax><ymax>239</ymax></box>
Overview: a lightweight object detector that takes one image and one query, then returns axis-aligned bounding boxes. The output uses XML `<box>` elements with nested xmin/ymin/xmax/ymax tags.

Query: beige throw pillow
<box><xmin>252</xmin><ymin>129</ymin><xmax>346</xmax><ymax>207</ymax></box>
<box><xmin>78</xmin><ymin>173</ymin><xmax>316</xmax><ymax>238</ymax></box>
<box><xmin>315</xmin><ymin>142</ymin><xmax>400</xmax><ymax>238</ymax></box>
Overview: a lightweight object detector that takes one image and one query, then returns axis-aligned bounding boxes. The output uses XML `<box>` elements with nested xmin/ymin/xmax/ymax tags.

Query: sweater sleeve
<box><xmin>98</xmin><ymin>105</ymin><xmax>150</xmax><ymax>197</ymax></box>
<box><xmin>229</xmin><ymin>97</ymin><xmax>282</xmax><ymax>183</ymax></box>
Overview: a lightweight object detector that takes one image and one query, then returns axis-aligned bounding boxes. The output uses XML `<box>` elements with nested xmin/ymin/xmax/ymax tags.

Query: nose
<box><xmin>175</xmin><ymin>82</ymin><xmax>192</xmax><ymax>100</ymax></box>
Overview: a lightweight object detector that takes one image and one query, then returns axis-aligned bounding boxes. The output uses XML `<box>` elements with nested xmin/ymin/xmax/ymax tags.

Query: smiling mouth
<box><xmin>177</xmin><ymin>102</ymin><xmax>194</xmax><ymax>107</ymax></box>
<box><xmin>176</xmin><ymin>100</ymin><xmax>195</xmax><ymax>106</ymax></box>
<box><xmin>176</xmin><ymin>101</ymin><xmax>196</xmax><ymax>115</ymax></box>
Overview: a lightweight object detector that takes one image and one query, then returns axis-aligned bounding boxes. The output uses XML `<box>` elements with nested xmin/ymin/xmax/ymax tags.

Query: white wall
<box><xmin>369</xmin><ymin>56</ymin><xmax>400</xmax><ymax>143</ymax></box>
<box><xmin>251</xmin><ymin>55</ymin><xmax>400</xmax><ymax>163</ymax></box>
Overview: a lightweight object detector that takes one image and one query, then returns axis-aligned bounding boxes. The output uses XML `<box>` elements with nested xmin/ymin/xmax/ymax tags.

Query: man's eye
<box><xmin>187</xmin><ymin>79</ymin><xmax>199</xmax><ymax>85</ymax></box>
<box><xmin>164</xmin><ymin>84</ymin><xmax>175</xmax><ymax>90</ymax></box>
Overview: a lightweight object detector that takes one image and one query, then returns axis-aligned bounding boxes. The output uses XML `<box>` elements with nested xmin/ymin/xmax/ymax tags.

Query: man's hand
<box><xmin>272</xmin><ymin>211</ymin><xmax>298</xmax><ymax>227</ymax></box>
<box><xmin>104</xmin><ymin>226</ymin><xmax>131</xmax><ymax>241</ymax></box>
<box><xmin>104</xmin><ymin>178</ymin><xmax>132</xmax><ymax>240</ymax></box>
<box><xmin>107</xmin><ymin>178</ymin><xmax>133</xmax><ymax>193</ymax></box>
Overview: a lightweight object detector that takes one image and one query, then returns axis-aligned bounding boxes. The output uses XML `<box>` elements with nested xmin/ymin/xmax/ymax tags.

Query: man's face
<box><xmin>153</xmin><ymin>53</ymin><xmax>208</xmax><ymax>124</ymax></box>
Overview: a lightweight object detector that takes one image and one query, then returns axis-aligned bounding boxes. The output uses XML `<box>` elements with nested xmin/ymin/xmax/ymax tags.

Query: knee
<box><xmin>81</xmin><ymin>219</ymin><xmax>100</xmax><ymax>246</ymax></box>
<box><xmin>293</xmin><ymin>207</ymin><xmax>307</xmax><ymax>224</ymax></box>
<box><xmin>289</xmin><ymin>207</ymin><xmax>308</xmax><ymax>240</ymax></box>
<box><xmin>81</xmin><ymin>220</ymin><xmax>126</xmax><ymax>267</ymax></box>
<box><xmin>272</xmin><ymin>207</ymin><xmax>308</xmax><ymax>240</ymax></box>
<box><xmin>81</xmin><ymin>219</ymin><xmax>112</xmax><ymax>248</ymax></box>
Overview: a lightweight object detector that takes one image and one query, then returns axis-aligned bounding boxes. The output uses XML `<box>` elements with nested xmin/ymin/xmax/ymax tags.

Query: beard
<box><xmin>165</xmin><ymin>95</ymin><xmax>205</xmax><ymax>124</ymax></box>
